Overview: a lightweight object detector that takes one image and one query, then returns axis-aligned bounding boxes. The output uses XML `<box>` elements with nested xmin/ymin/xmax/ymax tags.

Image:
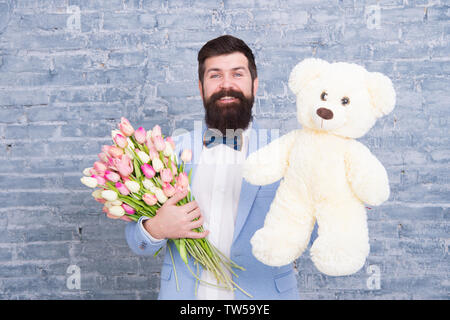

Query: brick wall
<box><xmin>0</xmin><ymin>0</ymin><xmax>448</xmax><ymax>299</ymax></box>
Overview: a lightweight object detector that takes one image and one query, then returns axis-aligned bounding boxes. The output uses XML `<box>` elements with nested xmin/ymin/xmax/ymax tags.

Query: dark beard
<box><xmin>203</xmin><ymin>88</ymin><xmax>254</xmax><ymax>135</ymax></box>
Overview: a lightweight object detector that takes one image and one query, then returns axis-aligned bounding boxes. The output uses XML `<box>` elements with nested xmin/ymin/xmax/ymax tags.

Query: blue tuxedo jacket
<box><xmin>125</xmin><ymin>120</ymin><xmax>315</xmax><ymax>299</ymax></box>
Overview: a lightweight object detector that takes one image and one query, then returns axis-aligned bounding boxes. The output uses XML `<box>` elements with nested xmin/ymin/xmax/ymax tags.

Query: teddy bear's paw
<box><xmin>310</xmin><ymin>236</ymin><xmax>369</xmax><ymax>276</ymax></box>
<box><xmin>250</xmin><ymin>227</ymin><xmax>299</xmax><ymax>267</ymax></box>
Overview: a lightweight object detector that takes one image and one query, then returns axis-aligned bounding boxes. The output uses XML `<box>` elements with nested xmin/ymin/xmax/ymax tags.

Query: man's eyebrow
<box><xmin>206</xmin><ymin>66</ymin><xmax>248</xmax><ymax>74</ymax></box>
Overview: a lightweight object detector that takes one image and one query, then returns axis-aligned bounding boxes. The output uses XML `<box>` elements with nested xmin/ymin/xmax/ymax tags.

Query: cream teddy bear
<box><xmin>243</xmin><ymin>58</ymin><xmax>395</xmax><ymax>276</ymax></box>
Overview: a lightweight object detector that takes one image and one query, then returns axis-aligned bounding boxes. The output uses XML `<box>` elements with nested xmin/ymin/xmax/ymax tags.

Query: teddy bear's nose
<box><xmin>316</xmin><ymin>108</ymin><xmax>334</xmax><ymax>120</ymax></box>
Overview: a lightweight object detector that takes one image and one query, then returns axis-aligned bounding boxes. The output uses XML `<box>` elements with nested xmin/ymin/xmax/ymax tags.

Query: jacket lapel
<box><xmin>232</xmin><ymin>121</ymin><xmax>261</xmax><ymax>244</ymax></box>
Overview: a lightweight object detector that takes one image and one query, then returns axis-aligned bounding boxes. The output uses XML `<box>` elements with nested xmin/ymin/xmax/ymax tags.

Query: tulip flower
<box><xmin>108</xmin><ymin>146</ymin><xmax>124</xmax><ymax>158</ymax></box>
<box><xmin>176</xmin><ymin>172</ymin><xmax>189</xmax><ymax>189</ymax></box>
<box><xmin>125</xmin><ymin>180</ymin><xmax>140</xmax><ymax>193</ymax></box>
<box><xmin>148</xmin><ymin>146</ymin><xmax>159</xmax><ymax>160</ymax></box>
<box><xmin>119</xmin><ymin>117</ymin><xmax>134</xmax><ymax>136</ymax></box>
<box><xmin>115</xmin><ymin>182</ymin><xmax>130</xmax><ymax>196</ymax></box>
<box><xmin>160</xmin><ymin>168</ymin><xmax>173</xmax><ymax>183</ymax></box>
<box><xmin>151</xmin><ymin>124</ymin><xmax>162</xmax><ymax>139</ymax></box>
<box><xmin>142</xmin><ymin>193</ymin><xmax>158</xmax><ymax>206</ymax></box>
<box><xmin>134</xmin><ymin>127</ymin><xmax>147</xmax><ymax>144</ymax></box>
<box><xmin>109</xmin><ymin>205</ymin><xmax>125</xmax><ymax>217</ymax></box>
<box><xmin>93</xmin><ymin>161</ymin><xmax>107</xmax><ymax>175</ymax></box>
<box><xmin>104</xmin><ymin>199</ymin><xmax>122</xmax><ymax>208</ymax></box>
<box><xmin>82</xmin><ymin>167</ymin><xmax>93</xmax><ymax>176</ymax></box>
<box><xmin>141</xmin><ymin>164</ymin><xmax>156</xmax><ymax>179</ymax></box>
<box><xmin>91</xmin><ymin>189</ymin><xmax>103</xmax><ymax>199</ymax></box>
<box><xmin>152</xmin><ymin>157</ymin><xmax>164</xmax><ymax>172</ymax></box>
<box><xmin>116</xmin><ymin>155</ymin><xmax>133</xmax><ymax>177</ymax></box>
<box><xmin>162</xmin><ymin>182</ymin><xmax>176</xmax><ymax>197</ymax></box>
<box><xmin>91</xmin><ymin>174</ymin><xmax>106</xmax><ymax>186</ymax></box>
<box><xmin>137</xmin><ymin>150</ymin><xmax>150</xmax><ymax>164</ymax></box>
<box><xmin>154</xmin><ymin>188</ymin><xmax>168</xmax><ymax>204</ymax></box>
<box><xmin>165</xmin><ymin>136</ymin><xmax>175</xmax><ymax>150</ymax></box>
<box><xmin>80</xmin><ymin>177</ymin><xmax>98</xmax><ymax>188</ymax></box>
<box><xmin>101</xmin><ymin>190</ymin><xmax>118</xmax><ymax>201</ymax></box>
<box><xmin>154</xmin><ymin>135</ymin><xmax>166</xmax><ymax>151</ymax></box>
<box><xmin>122</xmin><ymin>203</ymin><xmax>135</xmax><ymax>215</ymax></box>
<box><xmin>180</xmin><ymin>149</ymin><xmax>192</xmax><ymax>163</ymax></box>
<box><xmin>104</xmin><ymin>170</ymin><xmax>120</xmax><ymax>182</ymax></box>
<box><xmin>113</xmin><ymin>133</ymin><xmax>128</xmax><ymax>148</ymax></box>
<box><xmin>142</xmin><ymin>178</ymin><xmax>155</xmax><ymax>191</ymax></box>
<box><xmin>98</xmin><ymin>152</ymin><xmax>108</xmax><ymax>163</ymax></box>
<box><xmin>163</xmin><ymin>141</ymin><xmax>173</xmax><ymax>157</ymax></box>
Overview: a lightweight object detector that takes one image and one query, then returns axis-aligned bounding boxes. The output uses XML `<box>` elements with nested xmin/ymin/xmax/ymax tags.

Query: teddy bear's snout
<box><xmin>316</xmin><ymin>107</ymin><xmax>334</xmax><ymax>120</ymax></box>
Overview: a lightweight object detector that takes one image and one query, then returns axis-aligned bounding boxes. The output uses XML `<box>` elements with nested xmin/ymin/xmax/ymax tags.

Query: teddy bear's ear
<box><xmin>288</xmin><ymin>58</ymin><xmax>329</xmax><ymax>95</ymax></box>
<box><xmin>366</xmin><ymin>72</ymin><xmax>396</xmax><ymax>117</ymax></box>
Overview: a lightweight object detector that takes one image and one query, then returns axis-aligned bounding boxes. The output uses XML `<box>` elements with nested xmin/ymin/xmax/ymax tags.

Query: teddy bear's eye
<box><xmin>320</xmin><ymin>91</ymin><xmax>328</xmax><ymax>101</ymax></box>
<box><xmin>341</xmin><ymin>97</ymin><xmax>350</xmax><ymax>106</ymax></box>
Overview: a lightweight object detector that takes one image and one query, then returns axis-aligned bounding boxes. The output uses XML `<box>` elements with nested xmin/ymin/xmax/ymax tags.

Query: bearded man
<box><xmin>125</xmin><ymin>35</ymin><xmax>306</xmax><ymax>300</ymax></box>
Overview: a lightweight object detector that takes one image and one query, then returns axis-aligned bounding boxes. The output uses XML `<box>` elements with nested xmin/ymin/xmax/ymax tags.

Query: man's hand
<box><xmin>143</xmin><ymin>189</ymin><xmax>209</xmax><ymax>240</ymax></box>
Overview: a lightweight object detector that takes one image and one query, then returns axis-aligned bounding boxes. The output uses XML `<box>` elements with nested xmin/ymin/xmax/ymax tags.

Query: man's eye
<box><xmin>210</xmin><ymin>74</ymin><xmax>220</xmax><ymax>79</ymax></box>
<box><xmin>234</xmin><ymin>73</ymin><xmax>242</xmax><ymax>77</ymax></box>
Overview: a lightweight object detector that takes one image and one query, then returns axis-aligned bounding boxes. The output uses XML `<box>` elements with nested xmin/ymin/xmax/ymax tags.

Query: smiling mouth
<box><xmin>218</xmin><ymin>96</ymin><xmax>239</xmax><ymax>103</ymax></box>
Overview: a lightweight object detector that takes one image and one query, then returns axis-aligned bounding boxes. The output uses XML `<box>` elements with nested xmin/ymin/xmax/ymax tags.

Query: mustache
<box><xmin>207</xmin><ymin>88</ymin><xmax>246</xmax><ymax>104</ymax></box>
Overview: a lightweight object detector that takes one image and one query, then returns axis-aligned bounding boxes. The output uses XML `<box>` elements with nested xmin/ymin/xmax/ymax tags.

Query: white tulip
<box><xmin>152</xmin><ymin>158</ymin><xmax>164</xmax><ymax>172</ymax></box>
<box><xmin>109</xmin><ymin>205</ymin><xmax>125</xmax><ymax>217</ymax></box>
<box><xmin>142</xmin><ymin>178</ymin><xmax>154</xmax><ymax>190</ymax></box>
<box><xmin>125</xmin><ymin>180</ymin><xmax>140</xmax><ymax>193</ymax></box>
<box><xmin>154</xmin><ymin>188</ymin><xmax>167</xmax><ymax>204</ymax></box>
<box><xmin>146</xmin><ymin>130</ymin><xmax>153</xmax><ymax>141</ymax></box>
<box><xmin>105</xmin><ymin>200</ymin><xmax>123</xmax><ymax>208</ymax></box>
<box><xmin>91</xmin><ymin>189</ymin><xmax>103</xmax><ymax>199</ymax></box>
<box><xmin>81</xmin><ymin>177</ymin><xmax>98</xmax><ymax>188</ymax></box>
<box><xmin>137</xmin><ymin>151</ymin><xmax>150</xmax><ymax>164</ymax></box>
<box><xmin>101</xmin><ymin>190</ymin><xmax>118</xmax><ymax>201</ymax></box>
<box><xmin>163</xmin><ymin>142</ymin><xmax>173</xmax><ymax>157</ymax></box>
<box><xmin>83</xmin><ymin>167</ymin><xmax>93</xmax><ymax>176</ymax></box>
<box><xmin>124</xmin><ymin>148</ymin><xmax>134</xmax><ymax>159</ymax></box>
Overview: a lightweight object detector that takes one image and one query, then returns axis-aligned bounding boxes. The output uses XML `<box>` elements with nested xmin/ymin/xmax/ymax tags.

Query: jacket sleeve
<box><xmin>125</xmin><ymin>216</ymin><xmax>167</xmax><ymax>256</ymax></box>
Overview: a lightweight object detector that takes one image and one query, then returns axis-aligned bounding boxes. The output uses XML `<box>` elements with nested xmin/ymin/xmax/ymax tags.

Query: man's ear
<box><xmin>198</xmin><ymin>80</ymin><xmax>203</xmax><ymax>97</ymax></box>
<box><xmin>253</xmin><ymin>77</ymin><xmax>259</xmax><ymax>97</ymax></box>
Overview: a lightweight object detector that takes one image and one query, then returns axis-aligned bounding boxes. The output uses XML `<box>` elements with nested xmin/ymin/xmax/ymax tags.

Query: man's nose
<box><xmin>219</xmin><ymin>74</ymin><xmax>234</xmax><ymax>89</ymax></box>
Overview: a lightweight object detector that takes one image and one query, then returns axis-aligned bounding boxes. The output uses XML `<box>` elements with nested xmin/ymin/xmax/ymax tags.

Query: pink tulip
<box><xmin>108</xmin><ymin>146</ymin><xmax>124</xmax><ymax>158</ymax></box>
<box><xmin>162</xmin><ymin>182</ymin><xmax>176</xmax><ymax>197</ymax></box>
<box><xmin>134</xmin><ymin>127</ymin><xmax>147</xmax><ymax>144</ymax></box>
<box><xmin>142</xmin><ymin>193</ymin><xmax>158</xmax><ymax>206</ymax></box>
<box><xmin>119</xmin><ymin>117</ymin><xmax>135</xmax><ymax>136</ymax></box>
<box><xmin>95</xmin><ymin>197</ymin><xmax>106</xmax><ymax>204</ymax></box>
<box><xmin>113</xmin><ymin>133</ymin><xmax>128</xmax><ymax>148</ymax></box>
<box><xmin>115</xmin><ymin>155</ymin><xmax>133</xmax><ymax>177</ymax></box>
<box><xmin>102</xmin><ymin>206</ymin><xmax>109</xmax><ymax>214</ymax></box>
<box><xmin>98</xmin><ymin>152</ymin><xmax>108</xmax><ymax>163</ymax></box>
<box><xmin>141</xmin><ymin>164</ymin><xmax>156</xmax><ymax>179</ymax></box>
<box><xmin>165</xmin><ymin>136</ymin><xmax>175</xmax><ymax>149</ymax></box>
<box><xmin>93</xmin><ymin>161</ymin><xmax>107</xmax><ymax>175</ymax></box>
<box><xmin>115</xmin><ymin>182</ymin><xmax>130</xmax><ymax>196</ymax></box>
<box><xmin>122</xmin><ymin>203</ymin><xmax>135</xmax><ymax>215</ymax></box>
<box><xmin>89</xmin><ymin>168</ymin><xmax>98</xmax><ymax>176</ymax></box>
<box><xmin>176</xmin><ymin>172</ymin><xmax>189</xmax><ymax>189</ymax></box>
<box><xmin>104</xmin><ymin>170</ymin><xmax>120</xmax><ymax>182</ymax></box>
<box><xmin>146</xmin><ymin>138</ymin><xmax>154</xmax><ymax>150</ymax></box>
<box><xmin>160</xmin><ymin>168</ymin><xmax>173</xmax><ymax>183</ymax></box>
<box><xmin>153</xmin><ymin>136</ymin><xmax>166</xmax><ymax>151</ymax></box>
<box><xmin>151</xmin><ymin>124</ymin><xmax>162</xmax><ymax>139</ymax></box>
<box><xmin>180</xmin><ymin>149</ymin><xmax>192</xmax><ymax>163</ymax></box>
<box><xmin>148</xmin><ymin>146</ymin><xmax>159</xmax><ymax>160</ymax></box>
<box><xmin>91</xmin><ymin>174</ymin><xmax>106</xmax><ymax>186</ymax></box>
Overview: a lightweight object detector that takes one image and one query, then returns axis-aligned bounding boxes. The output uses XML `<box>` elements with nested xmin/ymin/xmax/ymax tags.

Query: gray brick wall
<box><xmin>0</xmin><ymin>0</ymin><xmax>448</xmax><ymax>299</ymax></box>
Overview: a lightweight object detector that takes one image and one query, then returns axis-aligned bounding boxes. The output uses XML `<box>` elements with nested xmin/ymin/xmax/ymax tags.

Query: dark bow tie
<box><xmin>203</xmin><ymin>128</ymin><xmax>243</xmax><ymax>151</ymax></box>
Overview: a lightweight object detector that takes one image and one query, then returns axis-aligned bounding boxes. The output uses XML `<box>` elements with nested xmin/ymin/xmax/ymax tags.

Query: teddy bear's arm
<box><xmin>242</xmin><ymin>130</ymin><xmax>298</xmax><ymax>186</ymax></box>
<box><xmin>345</xmin><ymin>141</ymin><xmax>390</xmax><ymax>206</ymax></box>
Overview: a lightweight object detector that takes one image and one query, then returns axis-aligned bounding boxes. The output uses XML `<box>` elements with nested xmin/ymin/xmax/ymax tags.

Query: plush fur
<box><xmin>243</xmin><ymin>58</ymin><xmax>395</xmax><ymax>276</ymax></box>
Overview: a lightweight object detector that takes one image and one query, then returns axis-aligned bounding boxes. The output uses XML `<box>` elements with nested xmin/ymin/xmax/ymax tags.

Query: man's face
<box><xmin>199</xmin><ymin>52</ymin><xmax>258</xmax><ymax>134</ymax></box>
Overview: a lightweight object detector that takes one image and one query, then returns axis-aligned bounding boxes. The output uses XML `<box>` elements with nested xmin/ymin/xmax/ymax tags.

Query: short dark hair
<box><xmin>197</xmin><ymin>35</ymin><xmax>257</xmax><ymax>84</ymax></box>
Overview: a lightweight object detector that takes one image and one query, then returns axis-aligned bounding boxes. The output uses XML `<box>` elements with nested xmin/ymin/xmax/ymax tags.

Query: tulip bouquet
<box><xmin>80</xmin><ymin>117</ymin><xmax>250</xmax><ymax>297</ymax></box>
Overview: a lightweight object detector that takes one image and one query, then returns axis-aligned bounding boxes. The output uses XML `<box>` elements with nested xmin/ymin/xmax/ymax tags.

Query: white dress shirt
<box><xmin>193</xmin><ymin>123</ymin><xmax>251</xmax><ymax>300</ymax></box>
<box><xmin>140</xmin><ymin>123</ymin><xmax>251</xmax><ymax>300</ymax></box>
